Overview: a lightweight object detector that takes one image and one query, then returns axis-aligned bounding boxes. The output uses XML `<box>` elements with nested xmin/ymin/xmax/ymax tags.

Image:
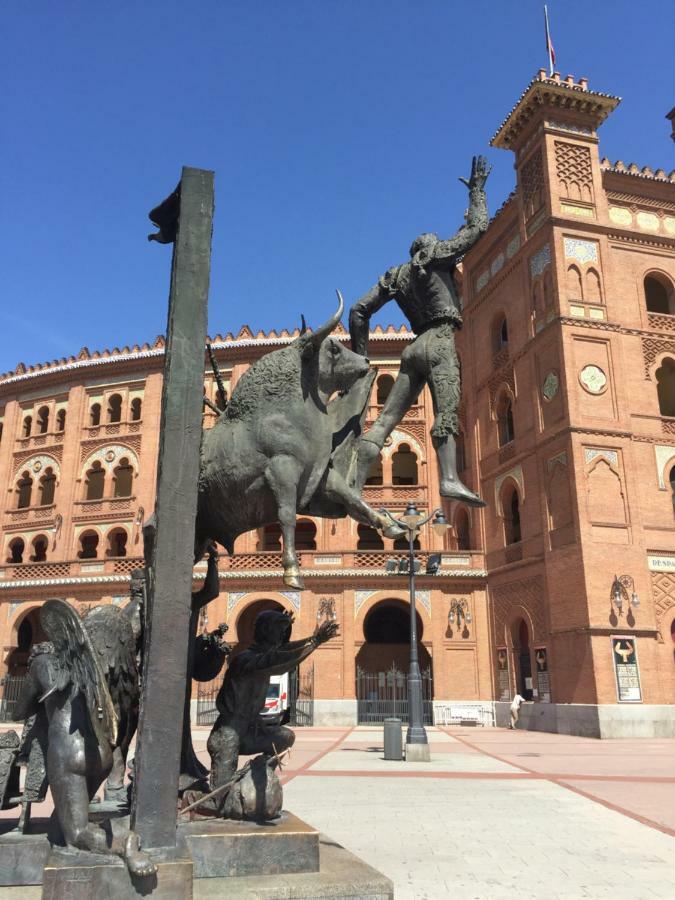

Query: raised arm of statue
<box><xmin>420</xmin><ymin>156</ymin><xmax>491</xmax><ymax>265</ymax></box>
<box><xmin>349</xmin><ymin>282</ymin><xmax>392</xmax><ymax>357</ymax></box>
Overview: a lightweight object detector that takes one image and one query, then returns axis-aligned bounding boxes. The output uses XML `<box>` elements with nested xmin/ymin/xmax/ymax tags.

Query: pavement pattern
<box><xmin>3</xmin><ymin>723</ymin><xmax>675</xmax><ymax>899</ymax></box>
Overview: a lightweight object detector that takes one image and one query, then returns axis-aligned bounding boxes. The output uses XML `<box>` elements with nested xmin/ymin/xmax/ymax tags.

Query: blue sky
<box><xmin>2</xmin><ymin>1</ymin><xmax>673</xmax><ymax>372</ymax></box>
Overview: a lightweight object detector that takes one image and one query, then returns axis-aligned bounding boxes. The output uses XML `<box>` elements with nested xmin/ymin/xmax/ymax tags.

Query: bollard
<box><xmin>383</xmin><ymin>717</ymin><xmax>403</xmax><ymax>760</ymax></box>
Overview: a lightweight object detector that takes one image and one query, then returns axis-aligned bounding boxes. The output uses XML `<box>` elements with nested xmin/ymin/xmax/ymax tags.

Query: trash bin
<box><xmin>383</xmin><ymin>717</ymin><xmax>403</xmax><ymax>760</ymax></box>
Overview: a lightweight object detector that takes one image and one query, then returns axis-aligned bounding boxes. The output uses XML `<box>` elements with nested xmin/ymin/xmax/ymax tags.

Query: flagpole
<box><xmin>544</xmin><ymin>5</ymin><xmax>555</xmax><ymax>77</ymax></box>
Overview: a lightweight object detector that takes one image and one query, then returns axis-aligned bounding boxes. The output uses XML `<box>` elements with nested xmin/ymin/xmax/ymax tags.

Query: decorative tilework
<box><xmin>416</xmin><ymin>590</ymin><xmax>431</xmax><ymax>616</ymax></box>
<box><xmin>476</xmin><ymin>271</ymin><xmax>490</xmax><ymax>292</ymax></box>
<box><xmin>548</xmin><ymin>120</ymin><xmax>593</xmax><ymax>136</ymax></box>
<box><xmin>636</xmin><ymin>211</ymin><xmax>659</xmax><ymax>232</ymax></box>
<box><xmin>584</xmin><ymin>448</ymin><xmax>618</xmax><ymax>466</ymax></box>
<box><xmin>490</xmin><ymin>254</ymin><xmax>505</xmax><ymax>277</ymax></box>
<box><xmin>82</xmin><ymin>443</ymin><xmax>140</xmax><ymax>472</ymax></box>
<box><xmin>561</xmin><ymin>203</ymin><xmax>595</xmax><ymax>218</ymax></box>
<box><xmin>355</xmin><ymin>590</ymin><xmax>376</xmax><ymax>617</ymax></box>
<box><xmin>665</xmin><ymin>217</ymin><xmax>675</xmax><ymax>236</ymax></box>
<box><xmin>13</xmin><ymin>454</ymin><xmax>61</xmax><ymax>480</ymax></box>
<box><xmin>542</xmin><ymin>371</ymin><xmax>559</xmax><ymax>401</ymax></box>
<box><xmin>227</xmin><ymin>591</ymin><xmax>246</xmax><ymax>614</ymax></box>
<box><xmin>529</xmin><ymin>245</ymin><xmax>551</xmax><ymax>278</ymax></box>
<box><xmin>654</xmin><ymin>445</ymin><xmax>675</xmax><ymax>490</ymax></box>
<box><xmin>280</xmin><ymin>591</ymin><xmax>301</xmax><ymax>612</ymax></box>
<box><xmin>609</xmin><ymin>206</ymin><xmax>632</xmax><ymax>227</ymax></box>
<box><xmin>564</xmin><ymin>238</ymin><xmax>598</xmax><ymax>264</ymax></box>
<box><xmin>506</xmin><ymin>234</ymin><xmax>521</xmax><ymax>259</ymax></box>
<box><xmin>7</xmin><ymin>601</ymin><xmax>24</xmax><ymax>619</ymax></box>
<box><xmin>547</xmin><ymin>451</ymin><xmax>568</xmax><ymax>471</ymax></box>
<box><xmin>579</xmin><ymin>364</ymin><xmax>607</xmax><ymax>394</ymax></box>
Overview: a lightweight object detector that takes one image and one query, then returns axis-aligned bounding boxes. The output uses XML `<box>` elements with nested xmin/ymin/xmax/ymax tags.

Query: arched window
<box><xmin>566</xmin><ymin>265</ymin><xmax>583</xmax><ymax>300</ymax></box>
<box><xmin>392</xmin><ymin>444</ymin><xmax>418</xmax><ymax>485</ymax></box>
<box><xmin>130</xmin><ymin>398</ymin><xmax>142</xmax><ymax>421</ymax></box>
<box><xmin>645</xmin><ymin>274</ymin><xmax>674</xmax><ymax>315</ymax></box>
<box><xmin>38</xmin><ymin>467</ymin><xmax>56</xmax><ymax>506</ymax></box>
<box><xmin>16</xmin><ymin>472</ymin><xmax>33</xmax><ymax>509</ymax></box>
<box><xmin>113</xmin><ymin>458</ymin><xmax>134</xmax><ymax>498</ymax></box>
<box><xmin>455</xmin><ymin>508</ymin><xmax>471</xmax><ymax>551</ymax></box>
<box><xmin>107</xmin><ymin>528</ymin><xmax>128</xmax><ymax>558</ymax></box>
<box><xmin>377</xmin><ymin>374</ymin><xmax>395</xmax><ymax>404</ymax></box>
<box><xmin>365</xmin><ymin>452</ymin><xmax>383</xmax><ymax>486</ymax></box>
<box><xmin>295</xmin><ymin>520</ymin><xmax>317</xmax><ymax>551</ymax></box>
<box><xmin>8</xmin><ymin>538</ymin><xmax>24</xmax><ymax>564</ymax></box>
<box><xmin>585</xmin><ymin>268</ymin><xmax>602</xmax><ymax>303</ymax></box>
<box><xmin>497</xmin><ymin>394</ymin><xmax>515</xmax><ymax>446</ymax></box>
<box><xmin>357</xmin><ymin>524</ymin><xmax>384</xmax><ymax>550</ymax></box>
<box><xmin>56</xmin><ymin>409</ymin><xmax>66</xmax><ymax>432</ymax></box>
<box><xmin>36</xmin><ymin>406</ymin><xmax>49</xmax><ymax>434</ymax></box>
<box><xmin>22</xmin><ymin>415</ymin><xmax>32</xmax><ymax>438</ymax></box>
<box><xmin>503</xmin><ymin>485</ymin><xmax>522</xmax><ymax>545</ymax></box>
<box><xmin>85</xmin><ymin>461</ymin><xmax>105</xmax><ymax>501</ymax></box>
<box><xmin>491</xmin><ymin>314</ymin><xmax>508</xmax><ymax>355</ymax></box>
<box><xmin>17</xmin><ymin>617</ymin><xmax>33</xmax><ymax>651</ymax></box>
<box><xmin>108</xmin><ymin>394</ymin><xmax>122</xmax><ymax>424</ymax></box>
<box><xmin>30</xmin><ymin>535</ymin><xmax>48</xmax><ymax>562</ymax></box>
<box><xmin>656</xmin><ymin>358</ymin><xmax>675</xmax><ymax>417</ymax></box>
<box><xmin>90</xmin><ymin>403</ymin><xmax>101</xmax><ymax>427</ymax></box>
<box><xmin>262</xmin><ymin>523</ymin><xmax>281</xmax><ymax>551</ymax></box>
<box><xmin>78</xmin><ymin>530</ymin><xmax>99</xmax><ymax>559</ymax></box>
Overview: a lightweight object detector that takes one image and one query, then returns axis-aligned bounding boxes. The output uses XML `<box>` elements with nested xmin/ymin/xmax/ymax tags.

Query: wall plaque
<box><xmin>534</xmin><ymin>647</ymin><xmax>551</xmax><ymax>702</ymax></box>
<box><xmin>648</xmin><ymin>555</ymin><xmax>675</xmax><ymax>572</ymax></box>
<box><xmin>579</xmin><ymin>365</ymin><xmax>607</xmax><ymax>394</ymax></box>
<box><xmin>497</xmin><ymin>647</ymin><xmax>510</xmax><ymax>701</ymax></box>
<box><xmin>611</xmin><ymin>635</ymin><xmax>642</xmax><ymax>702</ymax></box>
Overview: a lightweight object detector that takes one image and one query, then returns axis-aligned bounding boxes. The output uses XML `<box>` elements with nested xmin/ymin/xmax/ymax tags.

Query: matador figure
<box><xmin>349</xmin><ymin>155</ymin><xmax>490</xmax><ymax>506</ymax></box>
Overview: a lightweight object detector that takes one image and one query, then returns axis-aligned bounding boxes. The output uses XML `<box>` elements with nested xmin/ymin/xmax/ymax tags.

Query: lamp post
<box><xmin>381</xmin><ymin>502</ymin><xmax>449</xmax><ymax>762</ymax></box>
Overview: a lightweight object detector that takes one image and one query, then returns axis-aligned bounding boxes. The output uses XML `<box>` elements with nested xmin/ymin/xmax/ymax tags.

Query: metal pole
<box><xmin>406</xmin><ymin>525</ymin><xmax>428</xmax><ymax>748</ymax></box>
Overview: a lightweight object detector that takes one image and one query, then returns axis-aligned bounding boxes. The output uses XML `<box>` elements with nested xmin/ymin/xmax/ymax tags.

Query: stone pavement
<box><xmin>3</xmin><ymin>723</ymin><xmax>675</xmax><ymax>899</ymax></box>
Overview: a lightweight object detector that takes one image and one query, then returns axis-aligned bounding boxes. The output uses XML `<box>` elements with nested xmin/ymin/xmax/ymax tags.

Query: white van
<box><xmin>260</xmin><ymin>673</ymin><xmax>290</xmax><ymax>725</ymax></box>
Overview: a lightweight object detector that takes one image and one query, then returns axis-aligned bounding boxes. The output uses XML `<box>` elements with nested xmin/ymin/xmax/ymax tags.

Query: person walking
<box><xmin>510</xmin><ymin>693</ymin><xmax>525</xmax><ymax>729</ymax></box>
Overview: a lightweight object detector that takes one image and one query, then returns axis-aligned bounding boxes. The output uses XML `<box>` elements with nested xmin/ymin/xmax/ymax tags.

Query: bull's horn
<box><xmin>309</xmin><ymin>290</ymin><xmax>344</xmax><ymax>348</ymax></box>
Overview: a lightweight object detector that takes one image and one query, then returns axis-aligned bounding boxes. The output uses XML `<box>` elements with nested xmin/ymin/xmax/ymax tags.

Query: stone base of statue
<box><xmin>405</xmin><ymin>742</ymin><xmax>431</xmax><ymax>762</ymax></box>
<box><xmin>0</xmin><ymin>819</ymin><xmax>51</xmax><ymax>886</ymax></box>
<box><xmin>41</xmin><ymin>846</ymin><xmax>193</xmax><ymax>900</ymax></box>
<box><xmin>177</xmin><ymin>811</ymin><xmax>319</xmax><ymax>878</ymax></box>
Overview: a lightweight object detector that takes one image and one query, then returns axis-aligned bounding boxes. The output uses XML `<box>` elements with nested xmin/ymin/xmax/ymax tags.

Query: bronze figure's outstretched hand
<box><xmin>459</xmin><ymin>155</ymin><xmax>491</xmax><ymax>192</ymax></box>
<box><xmin>313</xmin><ymin>620</ymin><xmax>340</xmax><ymax>645</ymax></box>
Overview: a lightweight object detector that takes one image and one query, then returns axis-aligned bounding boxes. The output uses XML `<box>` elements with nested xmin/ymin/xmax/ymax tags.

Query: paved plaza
<box><xmin>2</xmin><ymin>723</ymin><xmax>675</xmax><ymax>899</ymax></box>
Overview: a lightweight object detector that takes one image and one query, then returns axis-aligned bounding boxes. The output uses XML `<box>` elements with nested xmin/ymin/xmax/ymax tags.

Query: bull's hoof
<box><xmin>283</xmin><ymin>569</ymin><xmax>305</xmax><ymax>590</ymax></box>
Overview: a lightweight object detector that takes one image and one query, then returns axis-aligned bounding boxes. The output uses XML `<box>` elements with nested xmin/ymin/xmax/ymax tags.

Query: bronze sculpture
<box><xmin>349</xmin><ymin>155</ymin><xmax>491</xmax><ymax>506</ymax></box>
<box><xmin>196</xmin><ymin>291</ymin><xmax>403</xmax><ymax>589</ymax></box>
<box><xmin>12</xmin><ymin>599</ymin><xmax>155</xmax><ymax>877</ymax></box>
<box><xmin>204</xmin><ymin>609</ymin><xmax>338</xmax><ymax>818</ymax></box>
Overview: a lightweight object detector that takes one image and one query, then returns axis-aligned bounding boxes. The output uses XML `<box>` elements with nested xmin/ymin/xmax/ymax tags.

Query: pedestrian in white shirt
<box><xmin>510</xmin><ymin>693</ymin><xmax>525</xmax><ymax>729</ymax></box>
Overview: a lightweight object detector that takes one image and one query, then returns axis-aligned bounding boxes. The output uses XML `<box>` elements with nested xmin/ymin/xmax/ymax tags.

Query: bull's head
<box><xmin>297</xmin><ymin>291</ymin><xmax>370</xmax><ymax>399</ymax></box>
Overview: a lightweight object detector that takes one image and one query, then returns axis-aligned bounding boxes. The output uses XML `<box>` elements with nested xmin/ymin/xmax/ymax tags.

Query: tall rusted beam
<box><xmin>132</xmin><ymin>167</ymin><xmax>214</xmax><ymax>850</ymax></box>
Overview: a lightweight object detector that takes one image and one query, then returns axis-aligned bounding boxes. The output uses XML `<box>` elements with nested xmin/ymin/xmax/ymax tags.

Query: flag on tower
<box><xmin>544</xmin><ymin>5</ymin><xmax>556</xmax><ymax>76</ymax></box>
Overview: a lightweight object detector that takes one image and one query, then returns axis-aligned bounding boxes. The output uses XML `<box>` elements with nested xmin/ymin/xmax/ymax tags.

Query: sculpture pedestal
<box><xmin>405</xmin><ymin>742</ymin><xmax>430</xmax><ymax>762</ymax></box>
<box><xmin>41</xmin><ymin>847</ymin><xmax>193</xmax><ymax>900</ymax></box>
<box><xmin>177</xmin><ymin>812</ymin><xmax>319</xmax><ymax>878</ymax></box>
<box><xmin>0</xmin><ymin>820</ymin><xmax>51</xmax><ymax>886</ymax></box>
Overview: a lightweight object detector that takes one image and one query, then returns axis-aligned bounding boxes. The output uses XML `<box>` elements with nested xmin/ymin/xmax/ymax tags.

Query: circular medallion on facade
<box><xmin>105</xmin><ymin>450</ymin><xmax>116</xmax><ymax>463</ymax></box>
<box><xmin>579</xmin><ymin>364</ymin><xmax>607</xmax><ymax>394</ymax></box>
<box><xmin>32</xmin><ymin>460</ymin><xmax>42</xmax><ymax>473</ymax></box>
<box><xmin>542</xmin><ymin>371</ymin><xmax>559</xmax><ymax>401</ymax></box>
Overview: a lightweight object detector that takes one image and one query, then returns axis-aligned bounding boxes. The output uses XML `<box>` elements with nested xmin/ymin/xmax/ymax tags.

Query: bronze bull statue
<box><xmin>196</xmin><ymin>291</ymin><xmax>402</xmax><ymax>588</ymax></box>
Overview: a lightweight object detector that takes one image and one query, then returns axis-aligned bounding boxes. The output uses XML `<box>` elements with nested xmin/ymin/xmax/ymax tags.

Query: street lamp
<box><xmin>381</xmin><ymin>504</ymin><xmax>449</xmax><ymax>762</ymax></box>
<box><xmin>610</xmin><ymin>574</ymin><xmax>640</xmax><ymax>616</ymax></box>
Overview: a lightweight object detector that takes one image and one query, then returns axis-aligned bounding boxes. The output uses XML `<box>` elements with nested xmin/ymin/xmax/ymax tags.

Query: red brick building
<box><xmin>1</xmin><ymin>71</ymin><xmax>673</xmax><ymax>736</ymax></box>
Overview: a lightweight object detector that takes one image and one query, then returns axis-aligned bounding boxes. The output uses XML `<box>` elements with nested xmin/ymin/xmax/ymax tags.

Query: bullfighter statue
<box><xmin>349</xmin><ymin>155</ymin><xmax>491</xmax><ymax>506</ymax></box>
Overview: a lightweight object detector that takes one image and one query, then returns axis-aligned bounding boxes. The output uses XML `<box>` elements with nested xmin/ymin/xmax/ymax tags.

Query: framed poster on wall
<box><xmin>534</xmin><ymin>647</ymin><xmax>551</xmax><ymax>702</ymax></box>
<box><xmin>497</xmin><ymin>647</ymin><xmax>510</xmax><ymax>701</ymax></box>
<box><xmin>611</xmin><ymin>635</ymin><xmax>642</xmax><ymax>702</ymax></box>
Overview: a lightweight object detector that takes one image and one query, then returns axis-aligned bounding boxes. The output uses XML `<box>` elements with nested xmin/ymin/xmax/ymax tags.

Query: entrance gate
<box><xmin>0</xmin><ymin>675</ymin><xmax>25</xmax><ymax>722</ymax></box>
<box><xmin>356</xmin><ymin>664</ymin><xmax>433</xmax><ymax>725</ymax></box>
